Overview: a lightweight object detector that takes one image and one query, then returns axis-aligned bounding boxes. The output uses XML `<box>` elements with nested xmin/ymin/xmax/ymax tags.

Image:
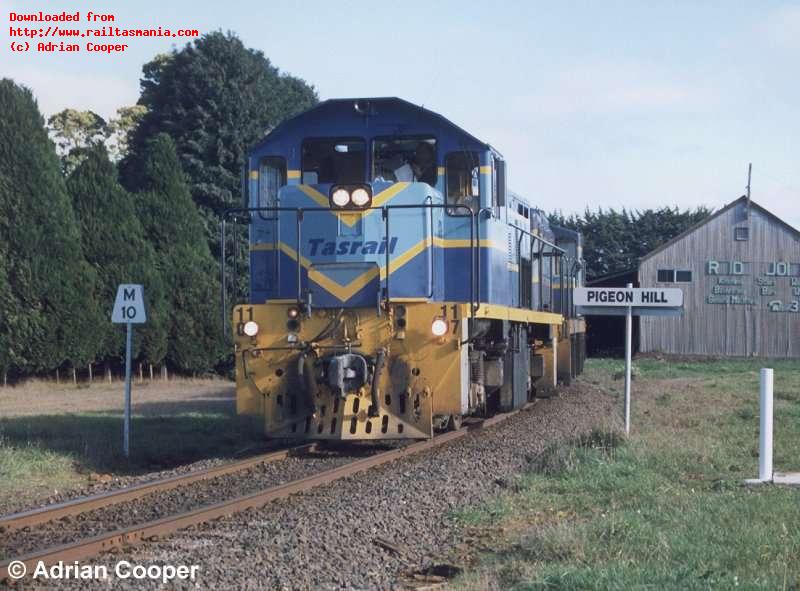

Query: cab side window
<box><xmin>445</xmin><ymin>152</ymin><xmax>480</xmax><ymax>214</ymax></box>
<box><xmin>259</xmin><ymin>156</ymin><xmax>286</xmax><ymax>208</ymax></box>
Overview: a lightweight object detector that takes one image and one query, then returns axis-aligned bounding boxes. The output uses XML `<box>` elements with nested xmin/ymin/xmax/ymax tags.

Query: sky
<box><xmin>3</xmin><ymin>0</ymin><xmax>799</xmax><ymax>228</ymax></box>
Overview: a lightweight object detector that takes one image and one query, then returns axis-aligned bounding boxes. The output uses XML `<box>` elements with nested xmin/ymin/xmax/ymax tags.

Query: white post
<box><xmin>123</xmin><ymin>323</ymin><xmax>132</xmax><ymax>458</ymax></box>
<box><xmin>759</xmin><ymin>368</ymin><xmax>773</xmax><ymax>481</ymax></box>
<box><xmin>624</xmin><ymin>283</ymin><xmax>633</xmax><ymax>435</ymax></box>
<box><xmin>552</xmin><ymin>329</ymin><xmax>558</xmax><ymax>388</ymax></box>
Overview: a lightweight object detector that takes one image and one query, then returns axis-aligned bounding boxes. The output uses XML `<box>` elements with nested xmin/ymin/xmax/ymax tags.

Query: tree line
<box><xmin>0</xmin><ymin>32</ymin><xmax>317</xmax><ymax>382</ymax></box>
<box><xmin>0</xmin><ymin>31</ymin><xmax>710</xmax><ymax>382</ymax></box>
<box><xmin>550</xmin><ymin>206</ymin><xmax>711</xmax><ymax>282</ymax></box>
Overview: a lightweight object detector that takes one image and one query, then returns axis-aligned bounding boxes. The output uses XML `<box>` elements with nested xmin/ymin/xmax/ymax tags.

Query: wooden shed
<box><xmin>637</xmin><ymin>197</ymin><xmax>800</xmax><ymax>357</ymax></box>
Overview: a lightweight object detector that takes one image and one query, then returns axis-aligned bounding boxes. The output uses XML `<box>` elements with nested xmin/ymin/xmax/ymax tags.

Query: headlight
<box><xmin>431</xmin><ymin>317</ymin><xmax>449</xmax><ymax>337</ymax></box>
<box><xmin>351</xmin><ymin>187</ymin><xmax>370</xmax><ymax>207</ymax></box>
<box><xmin>243</xmin><ymin>321</ymin><xmax>259</xmax><ymax>337</ymax></box>
<box><xmin>331</xmin><ymin>188</ymin><xmax>350</xmax><ymax>207</ymax></box>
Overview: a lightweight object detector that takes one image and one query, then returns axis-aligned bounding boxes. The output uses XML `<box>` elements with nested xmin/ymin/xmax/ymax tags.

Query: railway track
<box><xmin>0</xmin><ymin>443</ymin><xmax>316</xmax><ymax>533</ymax></box>
<box><xmin>0</xmin><ymin>407</ymin><xmax>526</xmax><ymax>582</ymax></box>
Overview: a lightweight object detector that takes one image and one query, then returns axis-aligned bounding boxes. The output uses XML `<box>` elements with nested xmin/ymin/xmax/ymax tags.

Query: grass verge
<box><xmin>0</xmin><ymin>379</ymin><xmax>262</xmax><ymax>512</ymax></box>
<box><xmin>451</xmin><ymin>357</ymin><xmax>800</xmax><ymax>590</ymax></box>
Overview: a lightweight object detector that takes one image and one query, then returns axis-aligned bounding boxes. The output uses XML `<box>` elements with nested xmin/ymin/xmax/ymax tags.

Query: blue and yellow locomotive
<box><xmin>225</xmin><ymin>98</ymin><xmax>585</xmax><ymax>440</ymax></box>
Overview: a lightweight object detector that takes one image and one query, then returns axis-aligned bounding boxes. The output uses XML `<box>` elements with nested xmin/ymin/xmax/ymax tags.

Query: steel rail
<box><xmin>0</xmin><ymin>444</ymin><xmax>316</xmax><ymax>533</ymax></box>
<box><xmin>0</xmin><ymin>407</ymin><xmax>530</xmax><ymax>581</ymax></box>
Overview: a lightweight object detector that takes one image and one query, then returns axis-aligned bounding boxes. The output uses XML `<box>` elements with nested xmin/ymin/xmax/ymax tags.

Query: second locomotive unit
<box><xmin>226</xmin><ymin>97</ymin><xmax>585</xmax><ymax>440</ymax></box>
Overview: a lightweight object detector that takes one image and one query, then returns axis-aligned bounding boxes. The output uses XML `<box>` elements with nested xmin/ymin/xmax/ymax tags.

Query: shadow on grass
<box><xmin>0</xmin><ymin>408</ymin><xmax>264</xmax><ymax>476</ymax></box>
<box><xmin>116</xmin><ymin>395</ymin><xmax>237</xmax><ymax>417</ymax></box>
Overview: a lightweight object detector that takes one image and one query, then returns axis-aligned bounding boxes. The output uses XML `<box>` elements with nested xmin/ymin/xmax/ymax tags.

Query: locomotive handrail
<box><xmin>508</xmin><ymin>223</ymin><xmax>566</xmax><ymax>312</ymax></box>
<box><xmin>566</xmin><ymin>257</ymin><xmax>583</xmax><ymax>318</ymax></box>
<box><xmin>220</xmin><ymin>202</ymin><xmax>479</xmax><ymax>339</ymax></box>
<box><xmin>424</xmin><ymin>196</ymin><xmax>436</xmax><ymax>299</ymax></box>
<box><xmin>546</xmin><ymin>250</ymin><xmax>558</xmax><ymax>313</ymax></box>
<box><xmin>515</xmin><ymin>230</ymin><xmax>536</xmax><ymax>311</ymax></box>
<box><xmin>509</xmin><ymin>224</ymin><xmax>566</xmax><ymax>257</ymax></box>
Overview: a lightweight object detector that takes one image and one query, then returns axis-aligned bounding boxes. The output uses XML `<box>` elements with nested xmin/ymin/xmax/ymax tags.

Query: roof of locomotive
<box><xmin>247</xmin><ymin>97</ymin><xmax>550</xmax><ymax>214</ymax></box>
<box><xmin>249</xmin><ymin>97</ymin><xmax>500</xmax><ymax>158</ymax></box>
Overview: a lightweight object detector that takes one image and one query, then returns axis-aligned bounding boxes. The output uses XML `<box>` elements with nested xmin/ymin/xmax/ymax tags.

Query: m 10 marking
<box><xmin>111</xmin><ymin>284</ymin><xmax>146</xmax><ymax>324</ymax></box>
<box><xmin>574</xmin><ymin>288</ymin><xmax>683</xmax><ymax>308</ymax></box>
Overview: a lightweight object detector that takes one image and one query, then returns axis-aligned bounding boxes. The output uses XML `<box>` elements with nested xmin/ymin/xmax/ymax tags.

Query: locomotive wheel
<box><xmin>447</xmin><ymin>414</ymin><xmax>462</xmax><ymax>431</ymax></box>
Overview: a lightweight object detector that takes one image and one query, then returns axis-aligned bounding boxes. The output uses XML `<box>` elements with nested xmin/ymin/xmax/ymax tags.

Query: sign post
<box><xmin>624</xmin><ymin>283</ymin><xmax>633</xmax><ymax>434</ymax></box>
<box><xmin>575</xmin><ymin>286</ymin><xmax>684</xmax><ymax>434</ymax></box>
<box><xmin>111</xmin><ymin>284</ymin><xmax>147</xmax><ymax>458</ymax></box>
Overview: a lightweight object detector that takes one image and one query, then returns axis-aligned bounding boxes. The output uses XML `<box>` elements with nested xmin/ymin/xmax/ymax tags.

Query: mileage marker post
<box><xmin>575</xmin><ymin>285</ymin><xmax>684</xmax><ymax>434</ymax></box>
<box><xmin>111</xmin><ymin>284</ymin><xmax>147</xmax><ymax>458</ymax></box>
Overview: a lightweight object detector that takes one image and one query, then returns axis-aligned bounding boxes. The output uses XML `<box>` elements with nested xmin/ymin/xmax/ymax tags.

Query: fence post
<box><xmin>759</xmin><ymin>368</ymin><xmax>774</xmax><ymax>482</ymax></box>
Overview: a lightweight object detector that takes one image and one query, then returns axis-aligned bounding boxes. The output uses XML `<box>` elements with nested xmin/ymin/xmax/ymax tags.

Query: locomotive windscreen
<box><xmin>301</xmin><ymin>138</ymin><xmax>365</xmax><ymax>184</ymax></box>
<box><xmin>372</xmin><ymin>137</ymin><xmax>437</xmax><ymax>185</ymax></box>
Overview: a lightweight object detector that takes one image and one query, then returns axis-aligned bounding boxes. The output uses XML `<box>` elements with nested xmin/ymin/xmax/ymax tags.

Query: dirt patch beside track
<box><xmin>0</xmin><ymin>378</ymin><xmax>235</xmax><ymax>418</ymax></box>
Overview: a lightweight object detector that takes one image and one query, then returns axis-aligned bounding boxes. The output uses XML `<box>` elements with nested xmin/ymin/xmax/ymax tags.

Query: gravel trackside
<box><xmin>15</xmin><ymin>380</ymin><xmax>615</xmax><ymax>590</ymax></box>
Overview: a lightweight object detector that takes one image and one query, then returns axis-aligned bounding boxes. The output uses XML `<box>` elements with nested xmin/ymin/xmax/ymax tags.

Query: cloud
<box><xmin>760</xmin><ymin>5</ymin><xmax>800</xmax><ymax>50</ymax></box>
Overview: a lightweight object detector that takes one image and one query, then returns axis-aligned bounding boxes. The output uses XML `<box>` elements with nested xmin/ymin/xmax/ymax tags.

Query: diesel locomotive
<box><xmin>223</xmin><ymin>98</ymin><xmax>585</xmax><ymax>440</ymax></box>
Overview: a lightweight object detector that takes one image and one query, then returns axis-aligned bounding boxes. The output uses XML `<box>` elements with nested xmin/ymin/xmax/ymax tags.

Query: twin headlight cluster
<box><xmin>330</xmin><ymin>184</ymin><xmax>372</xmax><ymax>209</ymax></box>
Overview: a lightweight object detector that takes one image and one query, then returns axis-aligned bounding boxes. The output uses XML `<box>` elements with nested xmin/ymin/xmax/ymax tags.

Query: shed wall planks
<box><xmin>637</xmin><ymin>200</ymin><xmax>800</xmax><ymax>358</ymax></box>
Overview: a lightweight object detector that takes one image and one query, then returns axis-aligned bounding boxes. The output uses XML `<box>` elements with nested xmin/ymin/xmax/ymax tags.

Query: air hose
<box><xmin>369</xmin><ymin>349</ymin><xmax>385</xmax><ymax>417</ymax></box>
<box><xmin>298</xmin><ymin>352</ymin><xmax>318</xmax><ymax>413</ymax></box>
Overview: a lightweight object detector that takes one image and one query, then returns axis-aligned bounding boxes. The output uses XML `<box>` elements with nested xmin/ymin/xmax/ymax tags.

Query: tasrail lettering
<box><xmin>307</xmin><ymin>237</ymin><xmax>398</xmax><ymax>256</ymax></box>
